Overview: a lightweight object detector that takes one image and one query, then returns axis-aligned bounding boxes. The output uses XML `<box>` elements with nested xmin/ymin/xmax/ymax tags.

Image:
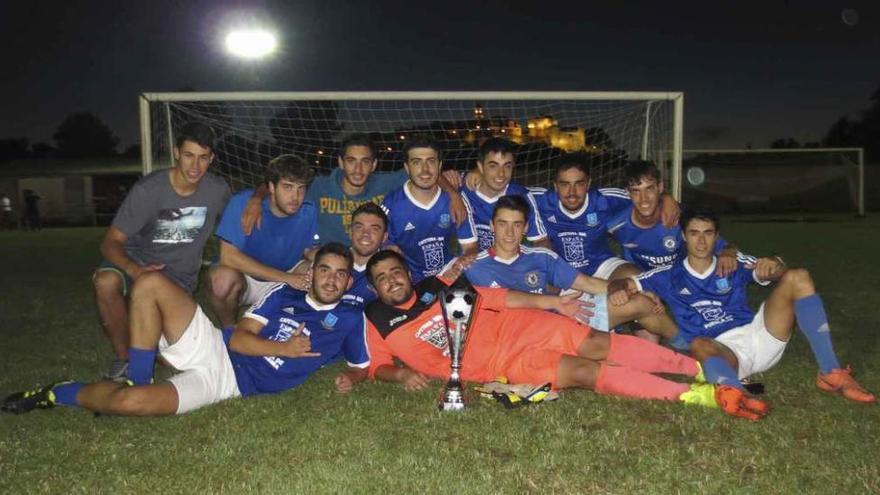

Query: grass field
<box><xmin>1</xmin><ymin>221</ymin><xmax>879</xmax><ymax>494</ymax></box>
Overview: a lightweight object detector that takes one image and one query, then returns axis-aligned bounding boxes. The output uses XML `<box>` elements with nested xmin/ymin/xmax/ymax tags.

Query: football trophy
<box><xmin>437</xmin><ymin>276</ymin><xmax>478</xmax><ymax>411</ymax></box>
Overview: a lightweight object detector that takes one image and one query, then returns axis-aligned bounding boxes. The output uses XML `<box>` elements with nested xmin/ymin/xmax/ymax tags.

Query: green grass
<box><xmin>1</xmin><ymin>222</ymin><xmax>879</xmax><ymax>494</ymax></box>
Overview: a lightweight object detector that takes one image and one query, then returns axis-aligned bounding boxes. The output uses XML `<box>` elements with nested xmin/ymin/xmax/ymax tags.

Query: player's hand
<box><xmin>746</xmin><ymin>257</ymin><xmax>786</xmax><ymax>281</ymax></box>
<box><xmin>557</xmin><ymin>291</ymin><xmax>595</xmax><ymax>326</ymax></box>
<box><xmin>441</xmin><ymin>254</ymin><xmax>477</xmax><ymax>281</ymax></box>
<box><xmin>398</xmin><ymin>368</ymin><xmax>429</xmax><ymax>391</ymax></box>
<box><xmin>448</xmin><ymin>192</ymin><xmax>468</xmax><ymax>227</ymax></box>
<box><xmin>464</xmin><ymin>170</ymin><xmax>482</xmax><ymax>191</ymax></box>
<box><xmin>441</xmin><ymin>170</ymin><xmax>462</xmax><ymax>189</ymax></box>
<box><xmin>241</xmin><ymin>196</ymin><xmax>263</xmax><ymax>235</ymax></box>
<box><xmin>715</xmin><ymin>249</ymin><xmax>737</xmax><ymax>277</ymax></box>
<box><xmin>283</xmin><ymin>271</ymin><xmax>311</xmax><ymax>291</ymax></box>
<box><xmin>659</xmin><ymin>194</ymin><xmax>681</xmax><ymax>228</ymax></box>
<box><xmin>643</xmin><ymin>291</ymin><xmax>666</xmax><ymax>314</ymax></box>
<box><xmin>132</xmin><ymin>263</ymin><xmax>166</xmax><ymax>280</ymax></box>
<box><xmin>334</xmin><ymin>373</ymin><xmax>355</xmax><ymax>394</ymax></box>
<box><xmin>282</xmin><ymin>323</ymin><xmax>321</xmax><ymax>358</ymax></box>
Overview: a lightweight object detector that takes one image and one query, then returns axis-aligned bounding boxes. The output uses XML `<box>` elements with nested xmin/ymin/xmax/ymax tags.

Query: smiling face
<box><xmin>404</xmin><ymin>147</ymin><xmax>441</xmax><ymax>191</ymax></box>
<box><xmin>477</xmin><ymin>151</ymin><xmax>514</xmax><ymax>196</ymax></box>
<box><xmin>555</xmin><ymin>167</ymin><xmax>590</xmax><ymax>212</ymax></box>
<box><xmin>491</xmin><ymin>207</ymin><xmax>526</xmax><ymax>255</ymax></box>
<box><xmin>370</xmin><ymin>256</ymin><xmax>415</xmax><ymax>306</ymax></box>
<box><xmin>349</xmin><ymin>212</ymin><xmax>387</xmax><ymax>258</ymax></box>
<box><xmin>309</xmin><ymin>253</ymin><xmax>352</xmax><ymax>305</ymax></box>
<box><xmin>173</xmin><ymin>139</ymin><xmax>214</xmax><ymax>186</ymax></box>
<box><xmin>627</xmin><ymin>175</ymin><xmax>663</xmax><ymax>220</ymax></box>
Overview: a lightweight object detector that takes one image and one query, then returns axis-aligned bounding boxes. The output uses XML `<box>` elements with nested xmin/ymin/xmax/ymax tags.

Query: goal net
<box><xmin>140</xmin><ymin>92</ymin><xmax>683</xmax><ymax>195</ymax></box>
<box><xmin>681</xmin><ymin>148</ymin><xmax>865</xmax><ymax>217</ymax></box>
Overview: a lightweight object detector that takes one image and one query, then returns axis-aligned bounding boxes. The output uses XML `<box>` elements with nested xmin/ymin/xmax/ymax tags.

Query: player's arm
<box><xmin>100</xmin><ymin>226</ymin><xmax>163</xmax><ymax>279</ymax></box>
<box><xmin>240</xmin><ymin>183</ymin><xmax>269</xmax><ymax>235</ymax></box>
<box><xmin>228</xmin><ymin>319</ymin><xmax>320</xmax><ymax>358</ymax></box>
<box><xmin>715</xmin><ymin>242</ymin><xmax>739</xmax><ymax>277</ymax></box>
<box><xmin>504</xmin><ymin>289</ymin><xmax>595</xmax><ymax>325</ymax></box>
<box><xmin>570</xmin><ymin>273</ymin><xmax>610</xmax><ymax>295</ymax></box>
<box><xmin>334</xmin><ymin>366</ymin><xmax>369</xmax><ymax>394</ymax></box>
<box><xmin>659</xmin><ymin>193</ymin><xmax>681</xmax><ymax>228</ymax></box>
<box><xmin>373</xmin><ymin>364</ymin><xmax>430</xmax><ymax>391</ymax></box>
<box><xmin>606</xmin><ymin>277</ymin><xmax>639</xmax><ymax>306</ymax></box>
<box><xmin>746</xmin><ymin>256</ymin><xmax>787</xmax><ymax>283</ymax></box>
<box><xmin>438</xmin><ymin>173</ymin><xmax>468</xmax><ymax>226</ymax></box>
<box><xmin>218</xmin><ymin>240</ymin><xmax>310</xmax><ymax>290</ymax></box>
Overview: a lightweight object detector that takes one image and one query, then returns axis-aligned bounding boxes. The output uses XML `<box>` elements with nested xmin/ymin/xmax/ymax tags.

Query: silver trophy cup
<box><xmin>438</xmin><ymin>282</ymin><xmax>478</xmax><ymax>411</ymax></box>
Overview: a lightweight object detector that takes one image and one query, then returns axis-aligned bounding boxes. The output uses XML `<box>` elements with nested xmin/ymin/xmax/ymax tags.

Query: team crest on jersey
<box><xmin>562</xmin><ymin>238</ymin><xmax>585</xmax><ymax>261</ymax></box>
<box><xmin>438</xmin><ymin>214</ymin><xmax>451</xmax><ymax>229</ymax></box>
<box><xmin>715</xmin><ymin>278</ymin><xmax>731</xmax><ymax>293</ymax></box>
<box><xmin>525</xmin><ymin>271</ymin><xmax>541</xmax><ymax>288</ymax></box>
<box><xmin>321</xmin><ymin>312</ymin><xmax>338</xmax><ymax>330</ymax></box>
<box><xmin>422</xmin><ymin>242</ymin><xmax>444</xmax><ymax>271</ymax></box>
<box><xmin>420</xmin><ymin>292</ymin><xmax>436</xmax><ymax>305</ymax></box>
<box><xmin>586</xmin><ymin>213</ymin><xmax>599</xmax><ymax>227</ymax></box>
<box><xmin>415</xmin><ymin>315</ymin><xmax>449</xmax><ymax>353</ymax></box>
<box><xmin>662</xmin><ymin>236</ymin><xmax>678</xmax><ymax>252</ymax></box>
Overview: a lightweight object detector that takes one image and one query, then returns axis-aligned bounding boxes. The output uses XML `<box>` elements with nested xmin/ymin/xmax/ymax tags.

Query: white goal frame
<box><xmin>682</xmin><ymin>147</ymin><xmax>865</xmax><ymax>216</ymax></box>
<box><xmin>139</xmin><ymin>91</ymin><xmax>685</xmax><ymax>198</ymax></box>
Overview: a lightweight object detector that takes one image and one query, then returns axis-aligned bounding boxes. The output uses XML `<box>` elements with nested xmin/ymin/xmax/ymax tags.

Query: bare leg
<box><xmin>76</xmin><ymin>381</ymin><xmax>179</xmax><ymax>416</ymax></box>
<box><xmin>207</xmin><ymin>265</ymin><xmax>245</xmax><ymax>328</ymax></box>
<box><xmin>93</xmin><ymin>270</ymin><xmax>129</xmax><ymax>359</ymax></box>
<box><xmin>608</xmin><ymin>263</ymin><xmax>661</xmax><ymax>343</ymax></box>
<box><xmin>129</xmin><ymin>271</ymin><xmax>198</xmax><ymax>349</ymax></box>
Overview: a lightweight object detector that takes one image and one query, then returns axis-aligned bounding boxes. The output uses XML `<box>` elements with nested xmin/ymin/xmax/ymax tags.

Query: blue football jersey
<box><xmin>633</xmin><ymin>253</ymin><xmax>769</xmax><ymax>344</ymax></box>
<box><xmin>531</xmin><ymin>187</ymin><xmax>630</xmax><ymax>276</ymax></box>
<box><xmin>464</xmin><ymin>246</ymin><xmax>578</xmax><ymax>294</ymax></box>
<box><xmin>223</xmin><ymin>284</ymin><xmax>370</xmax><ymax>396</ymax></box>
<box><xmin>381</xmin><ymin>184</ymin><xmax>477</xmax><ymax>282</ymax></box>
<box><xmin>215</xmin><ymin>189</ymin><xmax>320</xmax><ymax>276</ymax></box>
<box><xmin>340</xmin><ymin>263</ymin><xmax>377</xmax><ymax>309</ymax></box>
<box><xmin>460</xmin><ymin>182</ymin><xmax>547</xmax><ymax>251</ymax></box>
<box><xmin>607</xmin><ymin>205</ymin><xmax>728</xmax><ymax>271</ymax></box>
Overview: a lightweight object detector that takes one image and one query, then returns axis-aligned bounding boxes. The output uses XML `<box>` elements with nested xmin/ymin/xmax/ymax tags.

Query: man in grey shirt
<box><xmin>93</xmin><ymin>122</ymin><xmax>230</xmax><ymax>380</ymax></box>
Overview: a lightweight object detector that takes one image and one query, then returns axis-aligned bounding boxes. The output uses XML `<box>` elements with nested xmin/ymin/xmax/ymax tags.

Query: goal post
<box><xmin>139</xmin><ymin>91</ymin><xmax>684</xmax><ymax>196</ymax></box>
<box><xmin>681</xmin><ymin>147</ymin><xmax>865</xmax><ymax>217</ymax></box>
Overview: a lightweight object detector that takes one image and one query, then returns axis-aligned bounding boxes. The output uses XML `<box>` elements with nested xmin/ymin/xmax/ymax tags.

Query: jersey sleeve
<box><xmin>111</xmin><ymin>180</ymin><xmax>155</xmax><ymax>237</ymax></box>
<box><xmin>598</xmin><ymin>187</ymin><xmax>632</xmax><ymax>214</ymax></box>
<box><xmin>474</xmin><ymin>286</ymin><xmax>508</xmax><ymax>312</ymax></box>
<box><xmin>242</xmin><ymin>283</ymin><xmax>287</xmax><ymax>325</ymax></box>
<box><xmin>713</xmin><ymin>236</ymin><xmax>729</xmax><ymax>254</ymax></box>
<box><xmin>632</xmin><ymin>265</ymin><xmax>671</xmax><ymax>294</ymax></box>
<box><xmin>547</xmin><ymin>253</ymin><xmax>579</xmax><ymax>290</ymax></box>
<box><xmin>342</xmin><ymin>314</ymin><xmax>370</xmax><ymax>368</ymax></box>
<box><xmin>214</xmin><ymin>191</ymin><xmax>249</xmax><ymax>249</ymax></box>
<box><xmin>374</xmin><ymin>169</ymin><xmax>409</xmax><ymax>191</ymax></box>
<box><xmin>734</xmin><ymin>253</ymin><xmax>772</xmax><ymax>287</ymax></box>
<box><xmin>456</xmin><ymin>195</ymin><xmax>478</xmax><ymax>245</ymax></box>
<box><xmin>366</xmin><ymin>320</ymin><xmax>396</xmax><ymax>378</ymax></box>
<box><xmin>525</xmin><ymin>191</ymin><xmax>547</xmax><ymax>241</ymax></box>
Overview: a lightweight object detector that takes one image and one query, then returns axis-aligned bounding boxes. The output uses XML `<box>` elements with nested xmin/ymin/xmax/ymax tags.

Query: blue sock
<box><xmin>128</xmin><ymin>347</ymin><xmax>157</xmax><ymax>385</ymax></box>
<box><xmin>53</xmin><ymin>382</ymin><xmax>84</xmax><ymax>407</ymax></box>
<box><xmin>794</xmin><ymin>294</ymin><xmax>840</xmax><ymax>374</ymax></box>
<box><xmin>702</xmin><ymin>357</ymin><xmax>745</xmax><ymax>391</ymax></box>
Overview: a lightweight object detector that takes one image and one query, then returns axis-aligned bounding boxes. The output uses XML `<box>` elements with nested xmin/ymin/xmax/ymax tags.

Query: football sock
<box><xmin>607</xmin><ymin>333</ymin><xmax>699</xmax><ymax>376</ymax></box>
<box><xmin>594</xmin><ymin>363</ymin><xmax>689</xmax><ymax>401</ymax></box>
<box><xmin>702</xmin><ymin>356</ymin><xmax>745</xmax><ymax>391</ymax></box>
<box><xmin>794</xmin><ymin>294</ymin><xmax>840</xmax><ymax>374</ymax></box>
<box><xmin>53</xmin><ymin>382</ymin><xmax>84</xmax><ymax>407</ymax></box>
<box><xmin>128</xmin><ymin>347</ymin><xmax>157</xmax><ymax>385</ymax></box>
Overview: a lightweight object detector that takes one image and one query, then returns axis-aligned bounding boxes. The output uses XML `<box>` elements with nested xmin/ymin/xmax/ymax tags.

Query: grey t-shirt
<box><xmin>111</xmin><ymin>169</ymin><xmax>230</xmax><ymax>292</ymax></box>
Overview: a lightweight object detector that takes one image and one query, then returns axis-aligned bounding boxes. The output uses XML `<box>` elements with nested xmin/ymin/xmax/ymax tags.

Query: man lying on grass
<box><xmin>608</xmin><ymin>208</ymin><xmax>875</xmax><ymax>405</ymax></box>
<box><xmin>363</xmin><ymin>249</ymin><xmax>769</xmax><ymax>420</ymax></box>
<box><xmin>2</xmin><ymin>243</ymin><xmax>369</xmax><ymax>416</ymax></box>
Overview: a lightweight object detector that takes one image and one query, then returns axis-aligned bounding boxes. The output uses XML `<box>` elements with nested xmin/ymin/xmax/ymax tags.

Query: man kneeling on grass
<box><xmin>363</xmin><ymin>249</ymin><xmax>769</xmax><ymax>420</ymax></box>
<box><xmin>2</xmin><ymin>243</ymin><xmax>369</xmax><ymax>416</ymax></box>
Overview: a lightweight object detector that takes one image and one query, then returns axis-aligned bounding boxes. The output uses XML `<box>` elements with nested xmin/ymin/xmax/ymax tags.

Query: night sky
<box><xmin>1</xmin><ymin>0</ymin><xmax>878</xmax><ymax>150</ymax></box>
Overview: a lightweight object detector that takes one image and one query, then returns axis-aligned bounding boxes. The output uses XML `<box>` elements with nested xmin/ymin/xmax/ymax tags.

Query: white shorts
<box><xmin>159</xmin><ymin>306</ymin><xmax>241</xmax><ymax>414</ymax></box>
<box><xmin>714</xmin><ymin>304</ymin><xmax>788</xmax><ymax>379</ymax></box>
<box><xmin>242</xmin><ymin>274</ymin><xmax>281</xmax><ymax>306</ymax></box>
<box><xmin>592</xmin><ymin>257</ymin><xmax>630</xmax><ymax>280</ymax></box>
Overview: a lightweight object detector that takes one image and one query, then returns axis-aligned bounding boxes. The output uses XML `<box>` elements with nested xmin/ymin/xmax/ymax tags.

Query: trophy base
<box><xmin>438</xmin><ymin>388</ymin><xmax>467</xmax><ymax>412</ymax></box>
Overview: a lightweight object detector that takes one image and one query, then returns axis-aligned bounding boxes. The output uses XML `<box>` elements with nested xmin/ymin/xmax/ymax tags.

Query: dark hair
<box><xmin>491</xmin><ymin>194</ymin><xmax>530</xmax><ymax>221</ymax></box>
<box><xmin>479</xmin><ymin>137</ymin><xmax>517</xmax><ymax>163</ymax></box>
<box><xmin>365</xmin><ymin>249</ymin><xmax>408</xmax><ymax>285</ymax></box>
<box><xmin>553</xmin><ymin>152</ymin><xmax>591</xmax><ymax>180</ymax></box>
<box><xmin>339</xmin><ymin>133</ymin><xmax>376</xmax><ymax>159</ymax></box>
<box><xmin>351</xmin><ymin>202</ymin><xmax>388</xmax><ymax>230</ymax></box>
<box><xmin>265</xmin><ymin>154</ymin><xmax>315</xmax><ymax>186</ymax></box>
<box><xmin>175</xmin><ymin>122</ymin><xmax>216</xmax><ymax>151</ymax></box>
<box><xmin>680</xmin><ymin>208</ymin><xmax>720</xmax><ymax>232</ymax></box>
<box><xmin>402</xmin><ymin>135</ymin><xmax>442</xmax><ymax>162</ymax></box>
<box><xmin>313</xmin><ymin>242</ymin><xmax>354</xmax><ymax>274</ymax></box>
<box><xmin>624</xmin><ymin>160</ymin><xmax>661</xmax><ymax>188</ymax></box>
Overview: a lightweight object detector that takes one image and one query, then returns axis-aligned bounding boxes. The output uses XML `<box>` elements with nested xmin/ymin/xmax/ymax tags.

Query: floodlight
<box><xmin>225</xmin><ymin>29</ymin><xmax>277</xmax><ymax>58</ymax></box>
